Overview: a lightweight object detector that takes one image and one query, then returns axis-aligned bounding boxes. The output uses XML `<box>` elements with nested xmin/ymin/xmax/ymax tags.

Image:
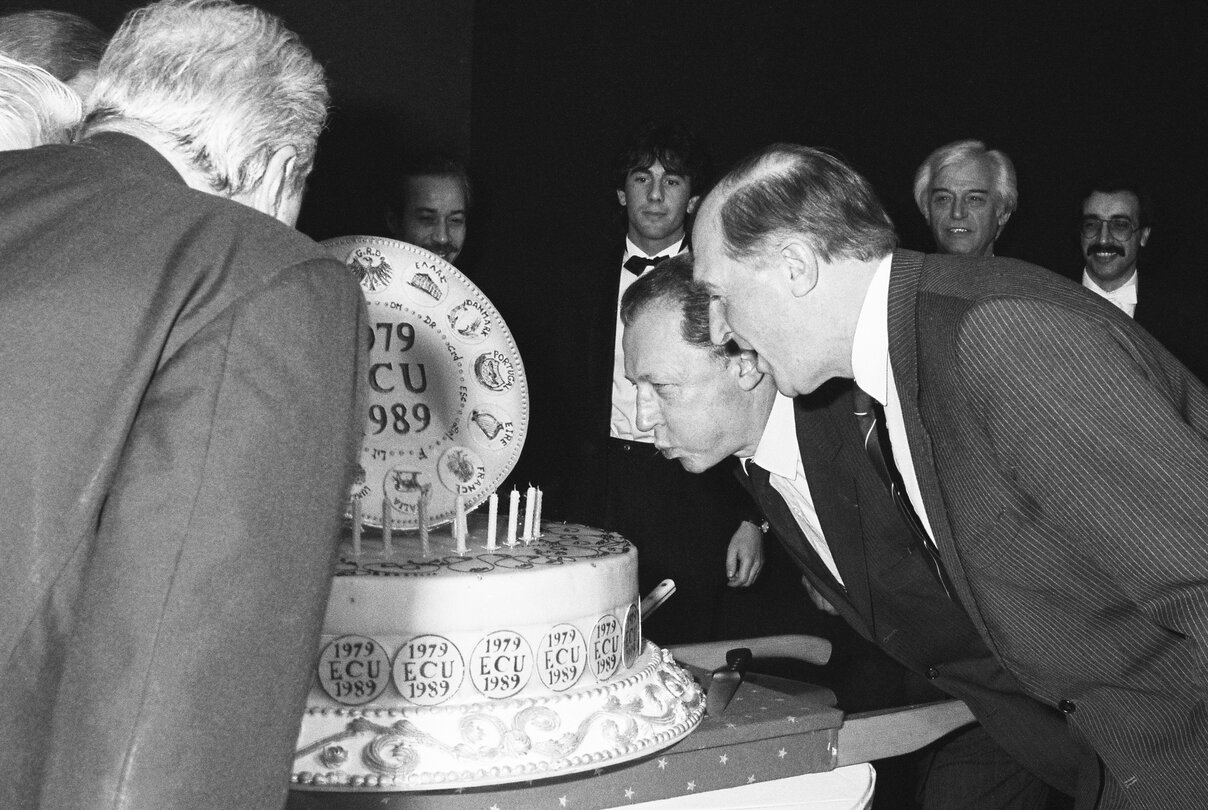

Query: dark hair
<box><xmin>716</xmin><ymin>143</ymin><xmax>896</xmax><ymax>263</ymax></box>
<box><xmin>613</xmin><ymin>120</ymin><xmax>712</xmax><ymax>196</ymax></box>
<box><xmin>1081</xmin><ymin>176</ymin><xmax>1154</xmax><ymax>229</ymax></box>
<box><xmin>389</xmin><ymin>153</ymin><xmax>472</xmax><ymax>211</ymax></box>
<box><xmin>620</xmin><ymin>253</ymin><xmax>730</xmax><ymax>358</ymax></box>
<box><xmin>0</xmin><ymin>10</ymin><xmax>106</xmax><ymax>85</ymax></box>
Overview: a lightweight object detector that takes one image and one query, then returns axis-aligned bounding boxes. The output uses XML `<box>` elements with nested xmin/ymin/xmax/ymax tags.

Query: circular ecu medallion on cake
<box><xmin>292</xmin><ymin>519</ymin><xmax>704</xmax><ymax>791</ymax></box>
<box><xmin>323</xmin><ymin>237</ymin><xmax>528</xmax><ymax>530</ymax></box>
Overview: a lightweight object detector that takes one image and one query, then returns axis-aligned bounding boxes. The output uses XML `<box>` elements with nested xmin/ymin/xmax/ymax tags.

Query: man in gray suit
<box><xmin>0</xmin><ymin>2</ymin><xmax>365</xmax><ymax>808</ymax></box>
<box><xmin>693</xmin><ymin>143</ymin><xmax>1208</xmax><ymax>809</ymax></box>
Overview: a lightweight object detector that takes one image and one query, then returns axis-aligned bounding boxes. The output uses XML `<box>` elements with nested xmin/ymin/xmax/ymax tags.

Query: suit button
<box><xmin>1058</xmin><ymin>699</ymin><xmax>1076</xmax><ymax>714</ymax></box>
<box><xmin>925</xmin><ymin>667</ymin><xmax>939</xmax><ymax>680</ymax></box>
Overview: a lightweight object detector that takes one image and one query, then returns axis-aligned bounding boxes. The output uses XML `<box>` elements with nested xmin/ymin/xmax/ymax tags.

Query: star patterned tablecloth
<box><xmin>288</xmin><ymin>678</ymin><xmax>858</xmax><ymax>810</ymax></box>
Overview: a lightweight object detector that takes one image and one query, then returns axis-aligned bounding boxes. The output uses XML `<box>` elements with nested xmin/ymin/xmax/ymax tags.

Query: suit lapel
<box><xmin>792</xmin><ymin>392</ymin><xmax>875</xmax><ymax>621</ymax></box>
<box><xmin>735</xmin><ymin>462</ymin><xmax>870</xmax><ymax>636</ymax></box>
<box><xmin>885</xmin><ymin>250</ymin><xmax>985</xmax><ymax>621</ymax></box>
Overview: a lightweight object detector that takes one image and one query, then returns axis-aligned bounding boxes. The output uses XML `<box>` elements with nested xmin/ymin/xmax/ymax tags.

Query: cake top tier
<box><xmin>335</xmin><ymin>522</ymin><xmax>630</xmax><ymax>578</ymax></box>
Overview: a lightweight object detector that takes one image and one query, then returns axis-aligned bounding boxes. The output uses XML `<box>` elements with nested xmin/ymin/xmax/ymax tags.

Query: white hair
<box><xmin>0</xmin><ymin>52</ymin><xmax>82</xmax><ymax>150</ymax></box>
<box><xmin>84</xmin><ymin>0</ymin><xmax>328</xmax><ymax>194</ymax></box>
<box><xmin>913</xmin><ymin>139</ymin><xmax>1018</xmax><ymax>216</ymax></box>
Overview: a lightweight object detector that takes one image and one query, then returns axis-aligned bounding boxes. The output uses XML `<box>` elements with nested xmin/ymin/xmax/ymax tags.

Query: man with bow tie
<box><xmin>529</xmin><ymin>121</ymin><xmax>783</xmax><ymax>645</ymax></box>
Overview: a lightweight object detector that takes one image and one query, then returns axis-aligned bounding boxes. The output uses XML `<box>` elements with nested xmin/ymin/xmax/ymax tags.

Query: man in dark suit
<box><xmin>693</xmin><ymin>143</ymin><xmax>1208</xmax><ymax>809</ymax></box>
<box><xmin>622</xmin><ymin>255</ymin><xmax>1081</xmax><ymax>809</ymax></box>
<box><xmin>527</xmin><ymin>121</ymin><xmax>775</xmax><ymax>645</ymax></box>
<box><xmin>0</xmin><ymin>3</ymin><xmax>365</xmax><ymax>809</ymax></box>
<box><xmin>1076</xmin><ymin>178</ymin><xmax>1207</xmax><ymax>381</ymax></box>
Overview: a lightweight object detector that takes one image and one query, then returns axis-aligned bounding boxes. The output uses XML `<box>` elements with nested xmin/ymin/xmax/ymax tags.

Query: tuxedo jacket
<box><xmin>888</xmin><ymin>249</ymin><xmax>1208</xmax><ymax>808</ymax></box>
<box><xmin>743</xmin><ymin>380</ymin><xmax>1084</xmax><ymax>798</ymax></box>
<box><xmin>0</xmin><ymin>134</ymin><xmax>367</xmax><ymax>810</ymax></box>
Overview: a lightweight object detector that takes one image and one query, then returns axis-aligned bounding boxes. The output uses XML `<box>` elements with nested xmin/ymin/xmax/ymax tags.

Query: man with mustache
<box><xmin>693</xmin><ymin>142</ymin><xmax>1208</xmax><ymax>809</ymax></box>
<box><xmin>385</xmin><ymin>154</ymin><xmax>471</xmax><ymax>268</ymax></box>
<box><xmin>914</xmin><ymin>140</ymin><xmax>1016</xmax><ymax>257</ymax></box>
<box><xmin>622</xmin><ymin>255</ymin><xmax>1082</xmax><ymax>808</ymax></box>
<box><xmin>1078</xmin><ymin>179</ymin><xmax>1206</xmax><ymax>380</ymax></box>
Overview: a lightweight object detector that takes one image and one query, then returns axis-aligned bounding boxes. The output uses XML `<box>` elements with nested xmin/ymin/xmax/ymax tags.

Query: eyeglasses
<box><xmin>1081</xmin><ymin>217</ymin><xmax>1139</xmax><ymax>240</ymax></box>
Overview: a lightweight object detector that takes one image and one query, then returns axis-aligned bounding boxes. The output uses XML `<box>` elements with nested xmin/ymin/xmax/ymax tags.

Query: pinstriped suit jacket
<box><xmin>888</xmin><ymin>249</ymin><xmax>1208</xmax><ymax>808</ymax></box>
<box><xmin>742</xmin><ymin>380</ymin><xmax>1085</xmax><ymax>800</ymax></box>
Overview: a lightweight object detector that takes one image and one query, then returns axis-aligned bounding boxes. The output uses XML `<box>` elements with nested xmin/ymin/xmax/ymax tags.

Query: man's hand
<box><xmin>802</xmin><ymin>575</ymin><xmax>839</xmax><ymax>615</ymax></box>
<box><xmin>726</xmin><ymin>521</ymin><xmax>765</xmax><ymax>587</ymax></box>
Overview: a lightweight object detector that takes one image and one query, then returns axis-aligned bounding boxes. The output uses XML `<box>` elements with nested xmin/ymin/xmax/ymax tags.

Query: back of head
<box><xmin>913</xmin><ymin>139</ymin><xmax>1018</xmax><ymax>215</ymax></box>
<box><xmin>0</xmin><ymin>10</ymin><xmax>106</xmax><ymax>89</ymax></box>
<box><xmin>0</xmin><ymin>53</ymin><xmax>82</xmax><ymax>149</ymax></box>
<box><xmin>84</xmin><ymin>0</ymin><xmax>329</xmax><ymax>196</ymax></box>
<box><xmin>713</xmin><ymin>143</ymin><xmax>896</xmax><ymax>263</ymax></box>
<box><xmin>613</xmin><ymin>120</ymin><xmax>712</xmax><ymax>194</ymax></box>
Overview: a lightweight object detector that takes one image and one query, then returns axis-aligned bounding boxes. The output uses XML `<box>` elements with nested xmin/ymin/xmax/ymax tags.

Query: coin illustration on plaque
<box><xmin>468</xmin><ymin>405</ymin><xmax>516</xmax><ymax>451</ymax></box>
<box><xmin>474</xmin><ymin>350</ymin><xmax>514</xmax><ymax>392</ymax></box>
<box><xmin>437</xmin><ymin>446</ymin><xmax>486</xmax><ymax>495</ymax></box>
<box><xmin>346</xmin><ymin>246</ymin><xmax>393</xmax><ymax>292</ymax></box>
<box><xmin>405</xmin><ymin>259</ymin><xmax>448</xmax><ymax>305</ymax></box>
<box><xmin>384</xmin><ymin>467</ymin><xmax>427</xmax><ymax>518</ymax></box>
<box><xmin>447</xmin><ymin>299</ymin><xmax>492</xmax><ymax>344</ymax></box>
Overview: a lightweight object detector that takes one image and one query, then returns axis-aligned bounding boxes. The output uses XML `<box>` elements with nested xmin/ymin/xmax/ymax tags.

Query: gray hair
<box><xmin>84</xmin><ymin>0</ymin><xmax>328</xmax><ymax>195</ymax></box>
<box><xmin>0</xmin><ymin>53</ymin><xmax>82</xmax><ymax>149</ymax></box>
<box><xmin>913</xmin><ymin>139</ymin><xmax>1017</xmax><ymax>216</ymax></box>
<box><xmin>713</xmin><ymin>143</ymin><xmax>896</xmax><ymax>265</ymax></box>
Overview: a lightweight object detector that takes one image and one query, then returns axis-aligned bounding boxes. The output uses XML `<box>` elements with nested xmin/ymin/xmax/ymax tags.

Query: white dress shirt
<box><xmin>610</xmin><ymin>237</ymin><xmax>685</xmax><ymax>441</ymax></box>
<box><xmin>850</xmin><ymin>253</ymin><xmax>939</xmax><ymax>546</ymax></box>
<box><xmin>741</xmin><ymin>392</ymin><xmax>844</xmax><ymax>585</ymax></box>
<box><xmin>1082</xmin><ymin>267</ymin><xmax>1139</xmax><ymax>318</ymax></box>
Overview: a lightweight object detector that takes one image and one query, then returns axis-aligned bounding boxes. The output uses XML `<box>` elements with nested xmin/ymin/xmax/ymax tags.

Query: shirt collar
<box><xmin>742</xmin><ymin>392</ymin><xmax>799</xmax><ymax>479</ymax></box>
<box><xmin>850</xmin><ymin>253</ymin><xmax>895</xmax><ymax>405</ymax></box>
<box><xmin>1082</xmin><ymin>267</ymin><xmax>1139</xmax><ymax>305</ymax></box>
<box><xmin>624</xmin><ymin>236</ymin><xmax>684</xmax><ymax>262</ymax></box>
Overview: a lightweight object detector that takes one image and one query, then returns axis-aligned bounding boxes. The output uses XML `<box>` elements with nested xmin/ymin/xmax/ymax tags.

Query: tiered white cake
<box><xmin>291</xmin><ymin>518</ymin><xmax>704</xmax><ymax>791</ymax></box>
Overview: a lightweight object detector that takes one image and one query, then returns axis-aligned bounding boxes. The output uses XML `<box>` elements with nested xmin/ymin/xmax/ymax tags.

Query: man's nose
<box><xmin>433</xmin><ymin>221</ymin><xmax>451</xmax><ymax>244</ymax></box>
<box><xmin>950</xmin><ymin>197</ymin><xmax>967</xmax><ymax>220</ymax></box>
<box><xmin>648</xmin><ymin>180</ymin><xmax>664</xmax><ymax>202</ymax></box>
<box><xmin>634</xmin><ymin>390</ymin><xmax>662</xmax><ymax>432</ymax></box>
<box><xmin>708</xmin><ymin>299</ymin><xmax>733</xmax><ymax>345</ymax></box>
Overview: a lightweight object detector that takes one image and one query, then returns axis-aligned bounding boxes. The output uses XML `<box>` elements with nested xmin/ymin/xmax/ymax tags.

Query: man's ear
<box><xmin>616</xmin><ymin>188</ymin><xmax>628</xmax><ymax>208</ymax></box>
<box><xmin>247</xmin><ymin>145</ymin><xmax>300</xmax><ymax>225</ymax></box>
<box><xmin>1140</xmin><ymin>226</ymin><xmax>1152</xmax><ymax>248</ymax></box>
<box><xmin>781</xmin><ymin>239</ymin><xmax>819</xmax><ymax>298</ymax></box>
<box><xmin>996</xmin><ymin>207</ymin><xmax>1013</xmax><ymax>233</ymax></box>
<box><xmin>729</xmin><ymin>349</ymin><xmax>765</xmax><ymax>391</ymax></box>
<box><xmin>687</xmin><ymin>195</ymin><xmax>700</xmax><ymax>215</ymax></box>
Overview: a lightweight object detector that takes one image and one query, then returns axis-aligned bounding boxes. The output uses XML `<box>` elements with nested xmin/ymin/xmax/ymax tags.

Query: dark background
<box><xmin>24</xmin><ymin>0</ymin><xmax>1208</xmax><ymax>280</ymax></box>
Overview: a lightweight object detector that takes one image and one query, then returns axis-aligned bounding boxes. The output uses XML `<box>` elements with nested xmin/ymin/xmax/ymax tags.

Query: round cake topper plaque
<box><xmin>324</xmin><ymin>236</ymin><xmax>529</xmax><ymax>530</ymax></box>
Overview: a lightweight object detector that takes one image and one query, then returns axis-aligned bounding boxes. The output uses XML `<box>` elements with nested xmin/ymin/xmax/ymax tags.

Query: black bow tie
<box><xmin>624</xmin><ymin>254</ymin><xmax>668</xmax><ymax>275</ymax></box>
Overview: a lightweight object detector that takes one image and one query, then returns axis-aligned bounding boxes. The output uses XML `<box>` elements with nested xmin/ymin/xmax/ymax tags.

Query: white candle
<box><xmin>506</xmin><ymin>487</ymin><xmax>519</xmax><ymax>547</ymax></box>
<box><xmin>382</xmin><ymin>497</ymin><xmax>393</xmax><ymax>554</ymax></box>
<box><xmin>351</xmin><ymin>498</ymin><xmax>362</xmax><ymax>556</ymax></box>
<box><xmin>418</xmin><ymin>487</ymin><xmax>429</xmax><ymax>556</ymax></box>
<box><xmin>486</xmin><ymin>492</ymin><xmax>498</xmax><ymax>550</ymax></box>
<box><xmin>534</xmin><ymin>487</ymin><xmax>543</xmax><ymax>539</ymax></box>
<box><xmin>522</xmin><ymin>484</ymin><xmax>536</xmax><ymax>542</ymax></box>
<box><xmin>454</xmin><ymin>495</ymin><xmax>467</xmax><ymax>555</ymax></box>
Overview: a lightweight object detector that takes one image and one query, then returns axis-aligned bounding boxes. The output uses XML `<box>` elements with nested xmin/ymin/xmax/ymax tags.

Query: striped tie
<box><xmin>852</xmin><ymin>387</ymin><xmax>954</xmax><ymax>599</ymax></box>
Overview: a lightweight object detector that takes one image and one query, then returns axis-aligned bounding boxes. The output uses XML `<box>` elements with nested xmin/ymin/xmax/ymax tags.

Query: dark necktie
<box><xmin>852</xmin><ymin>386</ymin><xmax>955</xmax><ymax>598</ymax></box>
<box><xmin>623</xmin><ymin>254</ymin><xmax>667</xmax><ymax>275</ymax></box>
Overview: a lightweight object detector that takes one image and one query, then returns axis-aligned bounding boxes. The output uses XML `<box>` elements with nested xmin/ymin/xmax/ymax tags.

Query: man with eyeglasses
<box><xmin>1079</xmin><ymin>179</ymin><xmax>1206</xmax><ymax>380</ymax></box>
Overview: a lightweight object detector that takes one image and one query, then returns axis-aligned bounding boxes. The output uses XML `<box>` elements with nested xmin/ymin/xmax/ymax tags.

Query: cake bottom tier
<box><xmin>293</xmin><ymin>642</ymin><xmax>704</xmax><ymax>791</ymax></box>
